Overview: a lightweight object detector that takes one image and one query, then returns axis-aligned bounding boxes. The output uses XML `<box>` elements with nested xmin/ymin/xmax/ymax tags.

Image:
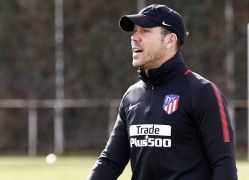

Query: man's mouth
<box><xmin>132</xmin><ymin>48</ymin><xmax>143</xmax><ymax>53</ymax></box>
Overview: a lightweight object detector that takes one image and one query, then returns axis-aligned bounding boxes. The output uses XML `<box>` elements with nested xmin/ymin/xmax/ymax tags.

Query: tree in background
<box><xmin>0</xmin><ymin>0</ymin><xmax>248</xmax><ymax>154</ymax></box>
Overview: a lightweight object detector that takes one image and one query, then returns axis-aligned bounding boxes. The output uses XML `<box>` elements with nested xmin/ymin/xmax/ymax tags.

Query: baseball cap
<box><xmin>119</xmin><ymin>4</ymin><xmax>187</xmax><ymax>45</ymax></box>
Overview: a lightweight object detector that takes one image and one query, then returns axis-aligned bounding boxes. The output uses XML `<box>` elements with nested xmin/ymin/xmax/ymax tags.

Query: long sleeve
<box><xmin>194</xmin><ymin>82</ymin><xmax>237</xmax><ymax>180</ymax></box>
<box><xmin>88</xmin><ymin>101</ymin><xmax>130</xmax><ymax>180</ymax></box>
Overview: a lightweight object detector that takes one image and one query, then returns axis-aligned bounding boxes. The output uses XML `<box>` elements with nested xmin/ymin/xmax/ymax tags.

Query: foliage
<box><xmin>0</xmin><ymin>0</ymin><xmax>248</xmax><ymax>152</ymax></box>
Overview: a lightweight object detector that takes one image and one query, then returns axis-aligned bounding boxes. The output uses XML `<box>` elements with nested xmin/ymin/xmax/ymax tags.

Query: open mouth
<box><xmin>132</xmin><ymin>47</ymin><xmax>143</xmax><ymax>53</ymax></box>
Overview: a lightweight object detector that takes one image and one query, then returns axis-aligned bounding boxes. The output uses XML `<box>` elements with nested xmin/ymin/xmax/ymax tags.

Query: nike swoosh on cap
<box><xmin>162</xmin><ymin>21</ymin><xmax>171</xmax><ymax>26</ymax></box>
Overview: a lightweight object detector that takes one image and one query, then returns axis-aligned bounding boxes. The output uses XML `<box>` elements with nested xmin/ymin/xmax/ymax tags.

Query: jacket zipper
<box><xmin>146</xmin><ymin>84</ymin><xmax>154</xmax><ymax>112</ymax></box>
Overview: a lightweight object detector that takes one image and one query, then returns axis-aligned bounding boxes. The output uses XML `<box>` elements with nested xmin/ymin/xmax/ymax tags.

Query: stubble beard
<box><xmin>132</xmin><ymin>44</ymin><xmax>165</xmax><ymax>70</ymax></box>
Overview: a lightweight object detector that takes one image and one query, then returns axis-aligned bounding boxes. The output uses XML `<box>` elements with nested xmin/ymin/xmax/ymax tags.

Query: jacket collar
<box><xmin>138</xmin><ymin>52</ymin><xmax>187</xmax><ymax>86</ymax></box>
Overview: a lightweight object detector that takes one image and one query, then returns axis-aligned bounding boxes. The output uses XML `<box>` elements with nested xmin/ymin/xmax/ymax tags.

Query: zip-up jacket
<box><xmin>88</xmin><ymin>52</ymin><xmax>237</xmax><ymax>180</ymax></box>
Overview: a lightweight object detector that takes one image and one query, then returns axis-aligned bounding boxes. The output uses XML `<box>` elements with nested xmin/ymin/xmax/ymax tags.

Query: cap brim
<box><xmin>119</xmin><ymin>14</ymin><xmax>159</xmax><ymax>32</ymax></box>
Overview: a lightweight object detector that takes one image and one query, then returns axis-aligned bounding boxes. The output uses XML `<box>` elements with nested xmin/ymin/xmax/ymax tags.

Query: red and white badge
<box><xmin>163</xmin><ymin>94</ymin><xmax>180</xmax><ymax>115</ymax></box>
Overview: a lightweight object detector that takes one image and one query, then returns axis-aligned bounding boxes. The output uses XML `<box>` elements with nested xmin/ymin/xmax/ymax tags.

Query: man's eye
<box><xmin>143</xmin><ymin>29</ymin><xmax>150</xmax><ymax>33</ymax></box>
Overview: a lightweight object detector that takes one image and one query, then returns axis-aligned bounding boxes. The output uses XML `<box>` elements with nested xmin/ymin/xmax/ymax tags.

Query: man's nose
<box><xmin>131</xmin><ymin>32</ymin><xmax>141</xmax><ymax>42</ymax></box>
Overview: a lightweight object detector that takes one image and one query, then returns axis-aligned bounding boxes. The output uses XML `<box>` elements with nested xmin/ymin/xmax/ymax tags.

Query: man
<box><xmin>88</xmin><ymin>4</ymin><xmax>237</xmax><ymax>180</ymax></box>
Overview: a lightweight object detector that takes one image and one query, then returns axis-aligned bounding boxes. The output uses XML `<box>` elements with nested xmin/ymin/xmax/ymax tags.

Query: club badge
<box><xmin>163</xmin><ymin>94</ymin><xmax>180</xmax><ymax>115</ymax></box>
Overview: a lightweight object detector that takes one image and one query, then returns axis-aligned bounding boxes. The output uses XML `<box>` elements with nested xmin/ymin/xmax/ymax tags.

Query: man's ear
<box><xmin>164</xmin><ymin>33</ymin><xmax>177</xmax><ymax>48</ymax></box>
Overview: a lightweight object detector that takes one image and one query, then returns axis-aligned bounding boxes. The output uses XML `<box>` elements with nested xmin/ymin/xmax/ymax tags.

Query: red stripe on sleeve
<box><xmin>211</xmin><ymin>83</ymin><xmax>230</xmax><ymax>142</ymax></box>
<box><xmin>184</xmin><ymin>70</ymin><xmax>191</xmax><ymax>75</ymax></box>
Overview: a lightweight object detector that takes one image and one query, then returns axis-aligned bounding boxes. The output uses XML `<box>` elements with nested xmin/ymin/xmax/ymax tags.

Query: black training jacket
<box><xmin>88</xmin><ymin>52</ymin><xmax>237</xmax><ymax>180</ymax></box>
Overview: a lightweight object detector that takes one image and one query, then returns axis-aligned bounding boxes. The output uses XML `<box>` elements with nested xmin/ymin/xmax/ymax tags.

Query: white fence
<box><xmin>0</xmin><ymin>99</ymin><xmax>120</xmax><ymax>156</ymax></box>
<box><xmin>0</xmin><ymin>99</ymin><xmax>247</xmax><ymax>159</ymax></box>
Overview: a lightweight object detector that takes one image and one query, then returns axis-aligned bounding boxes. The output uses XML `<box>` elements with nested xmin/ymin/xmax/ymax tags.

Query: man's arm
<box><xmin>194</xmin><ymin>82</ymin><xmax>237</xmax><ymax>180</ymax></box>
<box><xmin>88</xmin><ymin>103</ymin><xmax>130</xmax><ymax>180</ymax></box>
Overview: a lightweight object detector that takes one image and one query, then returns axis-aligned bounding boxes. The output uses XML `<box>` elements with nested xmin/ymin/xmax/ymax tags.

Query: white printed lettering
<box><xmin>130</xmin><ymin>124</ymin><xmax>171</xmax><ymax>136</ymax></box>
<box><xmin>130</xmin><ymin>138</ymin><xmax>171</xmax><ymax>148</ymax></box>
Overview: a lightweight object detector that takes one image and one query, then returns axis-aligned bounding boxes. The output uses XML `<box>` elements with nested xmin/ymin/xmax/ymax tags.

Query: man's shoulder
<box><xmin>187</xmin><ymin>71</ymin><xmax>211</xmax><ymax>85</ymax></box>
<box><xmin>126</xmin><ymin>80</ymin><xmax>144</xmax><ymax>92</ymax></box>
<box><xmin>118</xmin><ymin>81</ymin><xmax>145</xmax><ymax>109</ymax></box>
<box><xmin>186</xmin><ymin>72</ymin><xmax>212</xmax><ymax>88</ymax></box>
<box><xmin>185</xmin><ymin>71</ymin><xmax>216</xmax><ymax>97</ymax></box>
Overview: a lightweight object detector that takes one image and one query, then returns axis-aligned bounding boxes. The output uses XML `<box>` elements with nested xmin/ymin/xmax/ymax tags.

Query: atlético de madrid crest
<box><xmin>163</xmin><ymin>94</ymin><xmax>180</xmax><ymax>115</ymax></box>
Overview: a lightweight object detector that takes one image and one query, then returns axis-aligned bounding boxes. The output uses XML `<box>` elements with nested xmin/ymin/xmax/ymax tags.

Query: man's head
<box><xmin>119</xmin><ymin>4</ymin><xmax>187</xmax><ymax>70</ymax></box>
<box><xmin>119</xmin><ymin>4</ymin><xmax>187</xmax><ymax>45</ymax></box>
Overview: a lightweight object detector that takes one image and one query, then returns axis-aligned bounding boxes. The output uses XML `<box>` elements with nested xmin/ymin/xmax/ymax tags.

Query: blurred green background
<box><xmin>0</xmin><ymin>0</ymin><xmax>248</xmax><ymax>160</ymax></box>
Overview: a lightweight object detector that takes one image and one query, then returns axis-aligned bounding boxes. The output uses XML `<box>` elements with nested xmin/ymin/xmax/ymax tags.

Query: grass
<box><xmin>0</xmin><ymin>155</ymin><xmax>248</xmax><ymax>179</ymax></box>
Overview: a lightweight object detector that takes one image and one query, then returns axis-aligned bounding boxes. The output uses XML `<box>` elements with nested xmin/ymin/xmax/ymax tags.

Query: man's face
<box><xmin>131</xmin><ymin>25</ymin><xmax>167</xmax><ymax>70</ymax></box>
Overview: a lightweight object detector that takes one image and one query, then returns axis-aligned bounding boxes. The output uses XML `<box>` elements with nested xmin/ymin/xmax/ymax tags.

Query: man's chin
<box><xmin>132</xmin><ymin>60</ymin><xmax>141</xmax><ymax>68</ymax></box>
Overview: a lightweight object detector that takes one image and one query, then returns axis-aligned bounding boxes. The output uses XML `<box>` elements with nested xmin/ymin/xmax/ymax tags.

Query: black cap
<box><xmin>119</xmin><ymin>4</ymin><xmax>187</xmax><ymax>45</ymax></box>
